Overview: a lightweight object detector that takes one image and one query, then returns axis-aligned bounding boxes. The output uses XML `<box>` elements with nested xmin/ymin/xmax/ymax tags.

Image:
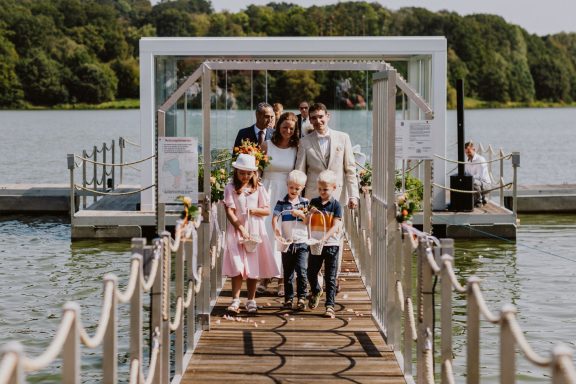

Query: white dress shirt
<box><xmin>317</xmin><ymin>128</ymin><xmax>331</xmax><ymax>158</ymax></box>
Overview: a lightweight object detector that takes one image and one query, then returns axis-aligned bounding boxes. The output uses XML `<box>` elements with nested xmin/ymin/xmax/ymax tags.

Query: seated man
<box><xmin>464</xmin><ymin>141</ymin><xmax>491</xmax><ymax>207</ymax></box>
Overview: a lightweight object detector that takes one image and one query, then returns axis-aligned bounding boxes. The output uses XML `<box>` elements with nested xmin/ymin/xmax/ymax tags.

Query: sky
<box><xmin>204</xmin><ymin>0</ymin><xmax>575</xmax><ymax>36</ymax></box>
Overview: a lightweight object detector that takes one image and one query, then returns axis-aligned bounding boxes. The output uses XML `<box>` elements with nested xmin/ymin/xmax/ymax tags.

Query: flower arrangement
<box><xmin>358</xmin><ymin>162</ymin><xmax>372</xmax><ymax>192</ymax></box>
<box><xmin>176</xmin><ymin>195</ymin><xmax>199</xmax><ymax>225</ymax></box>
<box><xmin>210</xmin><ymin>167</ymin><xmax>228</xmax><ymax>203</ymax></box>
<box><xmin>396</xmin><ymin>194</ymin><xmax>417</xmax><ymax>223</ymax></box>
<box><xmin>395</xmin><ymin>170</ymin><xmax>423</xmax><ymax>223</ymax></box>
<box><xmin>232</xmin><ymin>139</ymin><xmax>271</xmax><ymax>171</ymax></box>
<box><xmin>198</xmin><ymin>149</ymin><xmax>231</xmax><ymax>203</ymax></box>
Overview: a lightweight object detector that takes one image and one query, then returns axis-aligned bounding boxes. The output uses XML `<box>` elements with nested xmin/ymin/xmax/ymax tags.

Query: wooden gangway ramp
<box><xmin>182</xmin><ymin>247</ymin><xmax>405</xmax><ymax>384</ymax></box>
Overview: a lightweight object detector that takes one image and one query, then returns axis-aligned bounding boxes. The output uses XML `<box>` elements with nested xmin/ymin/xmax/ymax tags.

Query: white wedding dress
<box><xmin>261</xmin><ymin>140</ymin><xmax>297</xmax><ymax>271</ymax></box>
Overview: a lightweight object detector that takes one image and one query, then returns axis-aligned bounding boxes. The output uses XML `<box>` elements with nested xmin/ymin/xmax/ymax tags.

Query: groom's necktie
<box><xmin>258</xmin><ymin>129</ymin><xmax>265</xmax><ymax>147</ymax></box>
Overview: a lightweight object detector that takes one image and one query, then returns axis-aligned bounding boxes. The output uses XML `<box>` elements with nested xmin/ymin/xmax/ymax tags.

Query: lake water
<box><xmin>1</xmin><ymin>108</ymin><xmax>576</xmax><ymax>382</ymax></box>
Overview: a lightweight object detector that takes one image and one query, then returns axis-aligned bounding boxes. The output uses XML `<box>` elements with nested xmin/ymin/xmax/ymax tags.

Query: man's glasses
<box><xmin>299</xmin><ymin>106</ymin><xmax>308</xmax><ymax>110</ymax></box>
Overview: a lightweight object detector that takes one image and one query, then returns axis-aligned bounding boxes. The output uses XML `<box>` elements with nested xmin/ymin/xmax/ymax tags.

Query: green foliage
<box><xmin>17</xmin><ymin>49</ymin><xmax>69</xmax><ymax>105</ymax></box>
<box><xmin>0</xmin><ymin>31</ymin><xmax>23</xmax><ymax>106</ymax></box>
<box><xmin>395</xmin><ymin>170</ymin><xmax>423</xmax><ymax>211</ymax></box>
<box><xmin>2</xmin><ymin>0</ymin><xmax>576</xmax><ymax>108</ymax></box>
<box><xmin>110</xmin><ymin>58</ymin><xmax>139</xmax><ymax>99</ymax></box>
<box><xmin>68</xmin><ymin>62</ymin><xmax>118</xmax><ymax>103</ymax></box>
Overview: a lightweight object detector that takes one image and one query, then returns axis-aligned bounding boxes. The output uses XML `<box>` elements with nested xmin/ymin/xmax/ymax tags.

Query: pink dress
<box><xmin>222</xmin><ymin>183</ymin><xmax>281</xmax><ymax>279</ymax></box>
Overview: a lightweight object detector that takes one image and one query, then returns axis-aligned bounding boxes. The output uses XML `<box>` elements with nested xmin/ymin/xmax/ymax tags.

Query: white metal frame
<box><xmin>139</xmin><ymin>37</ymin><xmax>447</xmax><ymax>211</ymax></box>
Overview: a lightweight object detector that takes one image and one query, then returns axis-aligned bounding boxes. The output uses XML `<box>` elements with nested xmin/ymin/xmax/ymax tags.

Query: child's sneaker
<box><xmin>283</xmin><ymin>299</ymin><xmax>293</xmax><ymax>309</ymax></box>
<box><xmin>323</xmin><ymin>306</ymin><xmax>335</xmax><ymax>318</ymax></box>
<box><xmin>308</xmin><ymin>288</ymin><xmax>323</xmax><ymax>309</ymax></box>
<box><xmin>296</xmin><ymin>298</ymin><xmax>307</xmax><ymax>311</ymax></box>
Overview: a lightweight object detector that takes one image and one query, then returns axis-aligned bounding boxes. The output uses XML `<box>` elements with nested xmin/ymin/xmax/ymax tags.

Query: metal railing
<box><xmin>0</xmin><ymin>201</ymin><xmax>226</xmax><ymax>384</ymax></box>
<box><xmin>345</xmin><ymin>192</ymin><xmax>576</xmax><ymax>383</ymax></box>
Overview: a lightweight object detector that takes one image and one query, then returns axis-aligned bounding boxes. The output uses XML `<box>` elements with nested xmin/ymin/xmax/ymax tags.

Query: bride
<box><xmin>259</xmin><ymin>112</ymin><xmax>300</xmax><ymax>296</ymax></box>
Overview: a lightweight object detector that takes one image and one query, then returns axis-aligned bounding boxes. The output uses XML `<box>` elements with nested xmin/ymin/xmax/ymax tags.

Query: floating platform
<box><xmin>504</xmin><ymin>184</ymin><xmax>576</xmax><ymax>213</ymax></box>
<box><xmin>411</xmin><ymin>201</ymin><xmax>517</xmax><ymax>239</ymax></box>
<box><xmin>72</xmin><ymin>186</ymin><xmax>180</xmax><ymax>239</ymax></box>
<box><xmin>0</xmin><ymin>184</ymin><xmax>73</xmax><ymax>214</ymax></box>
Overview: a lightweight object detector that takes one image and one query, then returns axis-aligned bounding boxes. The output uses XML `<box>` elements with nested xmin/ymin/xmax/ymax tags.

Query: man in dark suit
<box><xmin>296</xmin><ymin>101</ymin><xmax>313</xmax><ymax>136</ymax></box>
<box><xmin>233</xmin><ymin>102</ymin><xmax>275</xmax><ymax>149</ymax></box>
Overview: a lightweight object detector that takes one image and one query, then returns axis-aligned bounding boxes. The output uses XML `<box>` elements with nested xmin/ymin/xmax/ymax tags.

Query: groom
<box><xmin>295</xmin><ymin>102</ymin><xmax>359</xmax><ymax>208</ymax></box>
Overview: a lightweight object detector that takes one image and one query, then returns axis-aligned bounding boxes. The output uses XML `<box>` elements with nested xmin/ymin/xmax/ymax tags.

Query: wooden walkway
<box><xmin>182</xmin><ymin>247</ymin><xmax>405</xmax><ymax>384</ymax></box>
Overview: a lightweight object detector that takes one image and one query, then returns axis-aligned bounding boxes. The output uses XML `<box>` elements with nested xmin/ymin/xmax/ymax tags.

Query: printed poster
<box><xmin>395</xmin><ymin>120</ymin><xmax>433</xmax><ymax>160</ymax></box>
<box><xmin>158</xmin><ymin>137</ymin><xmax>198</xmax><ymax>204</ymax></box>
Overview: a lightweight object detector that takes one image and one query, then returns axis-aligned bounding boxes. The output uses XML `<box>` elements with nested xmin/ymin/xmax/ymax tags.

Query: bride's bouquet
<box><xmin>232</xmin><ymin>139</ymin><xmax>272</xmax><ymax>172</ymax></box>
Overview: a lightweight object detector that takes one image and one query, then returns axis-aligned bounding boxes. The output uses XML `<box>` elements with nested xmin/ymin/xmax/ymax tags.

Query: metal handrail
<box><xmin>0</xmin><ymin>202</ymin><xmax>227</xmax><ymax>384</ymax></box>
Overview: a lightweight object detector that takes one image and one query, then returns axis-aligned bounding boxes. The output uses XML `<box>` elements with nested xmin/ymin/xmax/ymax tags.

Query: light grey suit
<box><xmin>295</xmin><ymin>128</ymin><xmax>360</xmax><ymax>203</ymax></box>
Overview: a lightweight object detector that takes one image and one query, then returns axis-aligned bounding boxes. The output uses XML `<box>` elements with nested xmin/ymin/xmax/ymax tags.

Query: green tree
<box><xmin>68</xmin><ymin>62</ymin><xmax>118</xmax><ymax>103</ymax></box>
<box><xmin>0</xmin><ymin>31</ymin><xmax>23</xmax><ymax>106</ymax></box>
<box><xmin>17</xmin><ymin>49</ymin><xmax>68</xmax><ymax>105</ymax></box>
<box><xmin>111</xmin><ymin>57</ymin><xmax>139</xmax><ymax>98</ymax></box>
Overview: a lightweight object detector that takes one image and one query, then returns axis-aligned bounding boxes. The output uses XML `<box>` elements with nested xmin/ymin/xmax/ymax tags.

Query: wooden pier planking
<box><xmin>182</xmin><ymin>249</ymin><xmax>406</xmax><ymax>384</ymax></box>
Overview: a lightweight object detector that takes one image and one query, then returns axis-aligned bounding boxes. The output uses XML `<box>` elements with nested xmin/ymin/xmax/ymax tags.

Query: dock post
<box><xmin>417</xmin><ymin>238</ymin><xmax>434</xmax><ymax>383</ymax></box>
<box><xmin>111</xmin><ymin>139</ymin><xmax>115</xmax><ymax>189</ymax></box>
<box><xmin>82</xmin><ymin>150</ymin><xmax>87</xmax><ymax>209</ymax></box>
<box><xmin>185</xmin><ymin>236</ymin><xmax>196</xmax><ymax>349</ymax></box>
<box><xmin>466</xmin><ymin>276</ymin><xmax>481</xmax><ymax>384</ymax></box>
<box><xmin>119</xmin><ymin>137</ymin><xmax>125</xmax><ymax>185</ymax></box>
<box><xmin>67</xmin><ymin>154</ymin><xmax>76</xmax><ymax>224</ymax></box>
<box><xmin>150</xmin><ymin>238</ymin><xmax>163</xmax><ymax>384</ymax></box>
<box><xmin>130</xmin><ymin>238</ymin><xmax>146</xmax><ymax>383</ymax></box>
<box><xmin>499</xmin><ymin>149</ymin><xmax>505</xmax><ymax>207</ymax></box>
<box><xmin>102</xmin><ymin>274</ymin><xmax>118</xmax><ymax>384</ymax></box>
<box><xmin>423</xmin><ymin>160</ymin><xmax>432</xmax><ymax>234</ymax></box>
<box><xmin>512</xmin><ymin>152</ymin><xmax>520</xmax><ymax>218</ymax></box>
<box><xmin>440</xmin><ymin>239</ymin><xmax>454</xmax><ymax>384</ymax></box>
<box><xmin>102</xmin><ymin>142</ymin><xmax>107</xmax><ymax>193</ymax></box>
<box><xmin>402</xmin><ymin>230</ymin><xmax>413</xmax><ymax>378</ymax></box>
<box><xmin>500</xmin><ymin>304</ymin><xmax>517</xmax><ymax>384</ymax></box>
<box><xmin>159</xmin><ymin>233</ymin><xmax>171</xmax><ymax>384</ymax></box>
<box><xmin>93</xmin><ymin>145</ymin><xmax>98</xmax><ymax>204</ymax></box>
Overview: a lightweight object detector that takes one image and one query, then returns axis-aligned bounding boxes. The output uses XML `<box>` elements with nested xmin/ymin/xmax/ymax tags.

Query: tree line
<box><xmin>1</xmin><ymin>0</ymin><xmax>575</xmax><ymax>108</ymax></box>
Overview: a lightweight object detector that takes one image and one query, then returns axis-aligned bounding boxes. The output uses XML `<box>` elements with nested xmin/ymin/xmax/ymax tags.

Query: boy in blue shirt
<box><xmin>272</xmin><ymin>170</ymin><xmax>310</xmax><ymax>310</ymax></box>
<box><xmin>307</xmin><ymin>170</ymin><xmax>343</xmax><ymax>318</ymax></box>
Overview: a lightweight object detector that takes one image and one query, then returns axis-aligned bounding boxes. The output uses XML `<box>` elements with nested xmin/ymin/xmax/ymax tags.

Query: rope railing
<box><xmin>343</xmin><ymin>191</ymin><xmax>576</xmax><ymax>384</ymax></box>
<box><xmin>0</xmin><ymin>203</ymin><xmax>228</xmax><ymax>383</ymax></box>
<box><xmin>433</xmin><ymin>181</ymin><xmax>513</xmax><ymax>194</ymax></box>
<box><xmin>74</xmin><ymin>154</ymin><xmax>155</xmax><ymax>167</ymax></box>
<box><xmin>123</xmin><ymin>137</ymin><xmax>141</xmax><ymax>148</ymax></box>
<box><xmin>434</xmin><ymin>152</ymin><xmax>512</xmax><ymax>165</ymax></box>
<box><xmin>73</xmin><ymin>184</ymin><xmax>155</xmax><ymax>196</ymax></box>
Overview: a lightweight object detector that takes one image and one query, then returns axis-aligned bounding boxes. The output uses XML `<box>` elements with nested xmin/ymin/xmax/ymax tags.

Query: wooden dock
<box><xmin>183</xmin><ymin>248</ymin><xmax>405</xmax><ymax>383</ymax></box>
